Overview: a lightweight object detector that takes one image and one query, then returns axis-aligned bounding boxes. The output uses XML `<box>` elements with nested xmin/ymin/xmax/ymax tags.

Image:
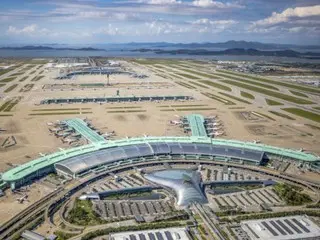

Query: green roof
<box><xmin>65</xmin><ymin>118</ymin><xmax>106</xmax><ymax>143</ymax></box>
<box><xmin>187</xmin><ymin>114</ymin><xmax>207</xmax><ymax>137</ymax></box>
<box><xmin>1</xmin><ymin>136</ymin><xmax>319</xmax><ymax>182</ymax></box>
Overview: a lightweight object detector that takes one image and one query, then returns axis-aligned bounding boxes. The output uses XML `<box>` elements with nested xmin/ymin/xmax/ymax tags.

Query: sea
<box><xmin>0</xmin><ymin>44</ymin><xmax>319</xmax><ymax>63</ymax></box>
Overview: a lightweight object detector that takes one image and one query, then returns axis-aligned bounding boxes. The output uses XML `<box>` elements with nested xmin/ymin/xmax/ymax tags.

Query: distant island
<box><xmin>0</xmin><ymin>45</ymin><xmax>105</xmax><ymax>51</ymax></box>
<box><xmin>115</xmin><ymin>40</ymin><xmax>320</xmax><ymax>50</ymax></box>
<box><xmin>131</xmin><ymin>48</ymin><xmax>320</xmax><ymax>59</ymax></box>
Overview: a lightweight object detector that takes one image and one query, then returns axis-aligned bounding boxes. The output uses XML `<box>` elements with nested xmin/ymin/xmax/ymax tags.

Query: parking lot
<box><xmin>208</xmin><ymin>186</ymin><xmax>283</xmax><ymax>211</ymax></box>
<box><xmin>90</xmin><ymin>173</ymin><xmax>147</xmax><ymax>192</ymax></box>
<box><xmin>93</xmin><ymin>200</ymin><xmax>174</xmax><ymax>220</ymax></box>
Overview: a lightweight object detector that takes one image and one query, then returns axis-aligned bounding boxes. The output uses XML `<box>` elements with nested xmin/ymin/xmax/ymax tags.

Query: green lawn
<box><xmin>269</xmin><ymin>111</ymin><xmax>295</xmax><ymax>120</ymax></box>
<box><xmin>4</xmin><ymin>84</ymin><xmax>18</xmax><ymax>93</ymax></box>
<box><xmin>201</xmin><ymin>92</ymin><xmax>235</xmax><ymax>105</ymax></box>
<box><xmin>188</xmin><ymin>81</ymin><xmax>207</xmax><ymax>88</ymax></box>
<box><xmin>31</xmin><ymin>75</ymin><xmax>45</xmax><ymax>81</ymax></box>
<box><xmin>221</xmin><ymin>80</ymin><xmax>314</xmax><ymax>104</ymax></box>
<box><xmin>289</xmin><ymin>90</ymin><xmax>309</xmax><ymax>98</ymax></box>
<box><xmin>282</xmin><ymin>108</ymin><xmax>320</xmax><ymax>123</ymax></box>
<box><xmin>240</xmin><ymin>91</ymin><xmax>255</xmax><ymax>99</ymax></box>
<box><xmin>175</xmin><ymin>107</ymin><xmax>216</xmax><ymax>111</ymax></box>
<box><xmin>0</xmin><ymin>77</ymin><xmax>16</xmax><ymax>83</ymax></box>
<box><xmin>175</xmin><ymin>81</ymin><xmax>196</xmax><ymax>89</ymax></box>
<box><xmin>200</xmin><ymin>80</ymin><xmax>232</xmax><ymax>91</ymax></box>
<box><xmin>133</xmin><ymin>59</ymin><xmax>181</xmax><ymax>65</ymax></box>
<box><xmin>265</xmin><ymin>98</ymin><xmax>284</xmax><ymax>106</ymax></box>
<box><xmin>215</xmin><ymin>72</ymin><xmax>279</xmax><ymax>90</ymax></box>
<box><xmin>253</xmin><ymin>111</ymin><xmax>275</xmax><ymax>121</ymax></box>
<box><xmin>19</xmin><ymin>76</ymin><xmax>28</xmax><ymax>82</ymax></box>
<box><xmin>218</xmin><ymin>69</ymin><xmax>320</xmax><ymax>94</ymax></box>
<box><xmin>175</xmin><ymin>72</ymin><xmax>201</xmax><ymax>80</ymax></box>
<box><xmin>67</xmin><ymin>199</ymin><xmax>106</xmax><ymax>226</ymax></box>
<box><xmin>175</xmin><ymin>67</ymin><xmax>219</xmax><ymax>79</ymax></box>
<box><xmin>274</xmin><ymin>183</ymin><xmax>312</xmax><ymax>206</ymax></box>
<box><xmin>29</xmin><ymin>111</ymin><xmax>92</xmax><ymax>116</ymax></box>
<box><xmin>219</xmin><ymin>92</ymin><xmax>251</xmax><ymax>104</ymax></box>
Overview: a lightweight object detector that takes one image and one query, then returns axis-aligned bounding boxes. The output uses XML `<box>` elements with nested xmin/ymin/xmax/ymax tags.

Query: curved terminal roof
<box><xmin>144</xmin><ymin>169</ymin><xmax>207</xmax><ymax>206</ymax></box>
<box><xmin>2</xmin><ymin>136</ymin><xmax>319</xmax><ymax>182</ymax></box>
<box><xmin>55</xmin><ymin>141</ymin><xmax>264</xmax><ymax>175</ymax></box>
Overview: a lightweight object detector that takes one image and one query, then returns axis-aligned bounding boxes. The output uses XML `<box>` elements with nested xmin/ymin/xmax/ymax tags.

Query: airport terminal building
<box><xmin>1</xmin><ymin>136</ymin><xmax>320</xmax><ymax>190</ymax></box>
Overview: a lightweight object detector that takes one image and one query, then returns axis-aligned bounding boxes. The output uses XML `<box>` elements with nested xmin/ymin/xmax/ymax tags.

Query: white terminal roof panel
<box><xmin>240</xmin><ymin>215</ymin><xmax>320</xmax><ymax>240</ymax></box>
<box><xmin>110</xmin><ymin>227</ymin><xmax>190</xmax><ymax>240</ymax></box>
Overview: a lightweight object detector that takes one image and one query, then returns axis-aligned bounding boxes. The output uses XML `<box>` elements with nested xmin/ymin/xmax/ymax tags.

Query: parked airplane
<box><xmin>103</xmin><ymin>131</ymin><xmax>116</xmax><ymax>137</ymax></box>
<box><xmin>169</xmin><ymin>120</ymin><xmax>182</xmax><ymax>125</ymax></box>
<box><xmin>16</xmin><ymin>194</ymin><xmax>28</xmax><ymax>204</ymax></box>
<box><xmin>208</xmin><ymin>131</ymin><xmax>225</xmax><ymax>137</ymax></box>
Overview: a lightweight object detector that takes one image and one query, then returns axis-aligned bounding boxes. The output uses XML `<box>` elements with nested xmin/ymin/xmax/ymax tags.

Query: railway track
<box><xmin>1</xmin><ymin>159</ymin><xmax>319</xmax><ymax>239</ymax></box>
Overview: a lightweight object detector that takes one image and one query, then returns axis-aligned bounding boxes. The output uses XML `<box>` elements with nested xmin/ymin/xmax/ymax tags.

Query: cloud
<box><xmin>7</xmin><ymin>24</ymin><xmax>49</xmax><ymax>35</ymax></box>
<box><xmin>192</xmin><ymin>0</ymin><xmax>244</xmax><ymax>8</ymax></box>
<box><xmin>253</xmin><ymin>5</ymin><xmax>320</xmax><ymax>26</ymax></box>
<box><xmin>191</xmin><ymin>18</ymin><xmax>237</xmax><ymax>25</ymax></box>
<box><xmin>138</xmin><ymin>0</ymin><xmax>181</xmax><ymax>5</ymax></box>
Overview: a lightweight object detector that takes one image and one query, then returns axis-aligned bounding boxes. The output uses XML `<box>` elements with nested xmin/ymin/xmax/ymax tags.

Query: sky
<box><xmin>0</xmin><ymin>0</ymin><xmax>319</xmax><ymax>45</ymax></box>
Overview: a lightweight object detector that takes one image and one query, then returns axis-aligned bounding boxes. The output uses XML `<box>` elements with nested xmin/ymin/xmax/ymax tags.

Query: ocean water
<box><xmin>0</xmin><ymin>48</ymin><xmax>319</xmax><ymax>63</ymax></box>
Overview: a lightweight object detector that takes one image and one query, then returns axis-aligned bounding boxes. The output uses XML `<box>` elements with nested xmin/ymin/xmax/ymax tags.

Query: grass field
<box><xmin>240</xmin><ymin>91</ymin><xmax>255</xmax><ymax>99</ymax></box>
<box><xmin>0</xmin><ymin>77</ymin><xmax>16</xmax><ymax>83</ymax></box>
<box><xmin>107</xmin><ymin>110</ymin><xmax>146</xmax><ymax>113</ymax></box>
<box><xmin>175</xmin><ymin>67</ymin><xmax>219</xmax><ymax>79</ymax></box>
<box><xmin>0</xmin><ymin>67</ymin><xmax>17</xmax><ymax>76</ymax></box>
<box><xmin>219</xmin><ymin>92</ymin><xmax>251</xmax><ymax>104</ymax></box>
<box><xmin>19</xmin><ymin>76</ymin><xmax>28</xmax><ymax>82</ymax></box>
<box><xmin>289</xmin><ymin>90</ymin><xmax>309</xmax><ymax>98</ymax></box>
<box><xmin>200</xmin><ymin>80</ymin><xmax>232</xmax><ymax>91</ymax></box>
<box><xmin>31</xmin><ymin>75</ymin><xmax>45</xmax><ymax>82</ymax></box>
<box><xmin>252</xmin><ymin>111</ymin><xmax>275</xmax><ymax>121</ymax></box>
<box><xmin>4</xmin><ymin>84</ymin><xmax>18</xmax><ymax>93</ymax></box>
<box><xmin>29</xmin><ymin>111</ymin><xmax>92</xmax><ymax>116</ymax></box>
<box><xmin>313</xmin><ymin>107</ymin><xmax>320</xmax><ymax>110</ymax></box>
<box><xmin>175</xmin><ymin>81</ymin><xmax>196</xmax><ymax>89</ymax></box>
<box><xmin>215</xmin><ymin>72</ymin><xmax>279</xmax><ymax>90</ymax></box>
<box><xmin>221</xmin><ymin>79</ymin><xmax>314</xmax><ymax>104</ymax></box>
<box><xmin>175</xmin><ymin>107</ymin><xmax>216</xmax><ymax>111</ymax></box>
<box><xmin>282</xmin><ymin>108</ymin><xmax>320</xmax><ymax>123</ymax></box>
<box><xmin>0</xmin><ymin>100</ymin><xmax>13</xmax><ymax>112</ymax></box>
<box><xmin>218</xmin><ymin>69</ymin><xmax>320</xmax><ymax>94</ymax></box>
<box><xmin>0</xmin><ymin>84</ymin><xmax>5</xmax><ymax>87</ymax></box>
<box><xmin>9</xmin><ymin>72</ymin><xmax>24</xmax><ymax>77</ymax></box>
<box><xmin>188</xmin><ymin>81</ymin><xmax>207</xmax><ymax>88</ymax></box>
<box><xmin>175</xmin><ymin>72</ymin><xmax>201</xmax><ymax>80</ymax></box>
<box><xmin>32</xmin><ymin>108</ymin><xmax>84</xmax><ymax>111</ymax></box>
<box><xmin>202</xmin><ymin>92</ymin><xmax>235</xmax><ymax>105</ymax></box>
<box><xmin>269</xmin><ymin>111</ymin><xmax>295</xmax><ymax>120</ymax></box>
<box><xmin>171</xmin><ymin>104</ymin><xmax>208</xmax><ymax>107</ymax></box>
<box><xmin>265</xmin><ymin>99</ymin><xmax>284</xmax><ymax>106</ymax></box>
<box><xmin>106</xmin><ymin>106</ymin><xmax>142</xmax><ymax>109</ymax></box>
<box><xmin>133</xmin><ymin>59</ymin><xmax>181</xmax><ymax>65</ymax></box>
<box><xmin>305</xmin><ymin>124</ymin><xmax>320</xmax><ymax>131</ymax></box>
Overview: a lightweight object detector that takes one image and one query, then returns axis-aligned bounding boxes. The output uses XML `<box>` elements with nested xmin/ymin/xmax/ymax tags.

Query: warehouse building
<box><xmin>109</xmin><ymin>227</ymin><xmax>191</xmax><ymax>240</ymax></box>
<box><xmin>240</xmin><ymin>215</ymin><xmax>320</xmax><ymax>240</ymax></box>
